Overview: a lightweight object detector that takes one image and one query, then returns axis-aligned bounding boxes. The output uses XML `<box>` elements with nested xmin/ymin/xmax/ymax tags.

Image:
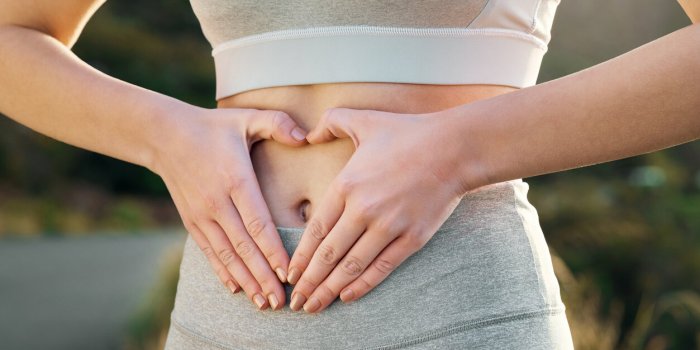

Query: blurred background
<box><xmin>1</xmin><ymin>0</ymin><xmax>699</xmax><ymax>349</ymax></box>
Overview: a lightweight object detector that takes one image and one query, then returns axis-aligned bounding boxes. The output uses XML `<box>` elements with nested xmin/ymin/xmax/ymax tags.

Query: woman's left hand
<box><xmin>286</xmin><ymin>107</ymin><xmax>476</xmax><ymax>313</ymax></box>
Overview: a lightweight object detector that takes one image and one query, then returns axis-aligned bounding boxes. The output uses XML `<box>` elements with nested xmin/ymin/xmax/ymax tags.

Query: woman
<box><xmin>1</xmin><ymin>0</ymin><xmax>698</xmax><ymax>349</ymax></box>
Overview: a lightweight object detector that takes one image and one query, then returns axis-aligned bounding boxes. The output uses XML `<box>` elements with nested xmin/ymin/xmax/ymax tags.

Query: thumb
<box><xmin>247</xmin><ymin>110</ymin><xmax>308</xmax><ymax>146</ymax></box>
<box><xmin>306</xmin><ymin>108</ymin><xmax>365</xmax><ymax>147</ymax></box>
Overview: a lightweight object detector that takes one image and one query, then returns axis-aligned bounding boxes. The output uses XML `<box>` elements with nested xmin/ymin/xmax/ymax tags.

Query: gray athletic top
<box><xmin>189</xmin><ymin>0</ymin><xmax>561</xmax><ymax>100</ymax></box>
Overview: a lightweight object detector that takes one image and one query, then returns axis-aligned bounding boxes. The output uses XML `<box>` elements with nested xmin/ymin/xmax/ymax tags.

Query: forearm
<box><xmin>444</xmin><ymin>22</ymin><xmax>700</xmax><ymax>191</ymax></box>
<box><xmin>0</xmin><ymin>24</ymin><xmax>196</xmax><ymax>170</ymax></box>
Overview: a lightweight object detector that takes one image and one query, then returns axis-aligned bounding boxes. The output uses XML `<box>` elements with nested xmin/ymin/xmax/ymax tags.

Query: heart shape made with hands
<box><xmin>283</xmin><ymin>106</ymin><xmax>467</xmax><ymax>314</ymax></box>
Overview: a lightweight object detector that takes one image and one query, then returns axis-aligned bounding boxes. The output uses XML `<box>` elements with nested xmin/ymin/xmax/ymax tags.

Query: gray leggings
<box><xmin>164</xmin><ymin>179</ymin><xmax>574</xmax><ymax>349</ymax></box>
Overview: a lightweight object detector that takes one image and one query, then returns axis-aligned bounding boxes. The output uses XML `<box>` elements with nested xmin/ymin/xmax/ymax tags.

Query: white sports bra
<box><xmin>188</xmin><ymin>0</ymin><xmax>561</xmax><ymax>100</ymax></box>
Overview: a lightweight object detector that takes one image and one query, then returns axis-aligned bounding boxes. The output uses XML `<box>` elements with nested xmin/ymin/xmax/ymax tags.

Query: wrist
<box><xmin>141</xmin><ymin>95</ymin><xmax>204</xmax><ymax>174</ymax></box>
<box><xmin>430</xmin><ymin>104</ymin><xmax>495</xmax><ymax>196</ymax></box>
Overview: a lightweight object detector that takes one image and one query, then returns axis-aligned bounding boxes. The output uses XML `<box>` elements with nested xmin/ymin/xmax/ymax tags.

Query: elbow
<box><xmin>0</xmin><ymin>0</ymin><xmax>106</xmax><ymax>49</ymax></box>
<box><xmin>0</xmin><ymin>22</ymin><xmax>80</xmax><ymax>49</ymax></box>
<box><xmin>0</xmin><ymin>24</ymin><xmax>64</xmax><ymax>48</ymax></box>
<box><xmin>0</xmin><ymin>24</ymin><xmax>78</xmax><ymax>49</ymax></box>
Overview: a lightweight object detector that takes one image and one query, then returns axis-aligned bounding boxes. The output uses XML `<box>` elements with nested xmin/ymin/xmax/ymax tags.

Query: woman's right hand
<box><xmin>1</xmin><ymin>0</ymin><xmax>305</xmax><ymax>311</ymax></box>
<box><xmin>149</xmin><ymin>103</ymin><xmax>308</xmax><ymax>311</ymax></box>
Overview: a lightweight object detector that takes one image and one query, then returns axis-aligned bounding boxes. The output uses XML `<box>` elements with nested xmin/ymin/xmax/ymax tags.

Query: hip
<box><xmin>166</xmin><ymin>179</ymin><xmax>573</xmax><ymax>349</ymax></box>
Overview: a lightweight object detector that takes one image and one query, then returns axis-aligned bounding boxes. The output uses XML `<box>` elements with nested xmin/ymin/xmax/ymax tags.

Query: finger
<box><xmin>163</xmin><ymin>177</ymin><xmax>241</xmax><ymax>293</ymax></box>
<box><xmin>187</xmin><ymin>223</ymin><xmax>240</xmax><ymax>294</ymax></box>
<box><xmin>339</xmin><ymin>234</ymin><xmax>422</xmax><ymax>304</ymax></box>
<box><xmin>228</xmin><ymin>167</ymin><xmax>290</xmax><ymax>283</ymax></box>
<box><xmin>302</xmin><ymin>224</ymin><xmax>395</xmax><ymax>313</ymax></box>
<box><xmin>287</xmin><ymin>180</ymin><xmax>346</xmax><ymax>286</ymax></box>
<box><xmin>290</xmin><ymin>212</ymin><xmax>366</xmax><ymax>312</ymax></box>
<box><xmin>247</xmin><ymin>109</ymin><xmax>308</xmax><ymax>146</ymax></box>
<box><xmin>306</xmin><ymin>107</ymin><xmax>367</xmax><ymax>145</ymax></box>
<box><xmin>198</xmin><ymin>218</ymin><xmax>277</xmax><ymax>310</ymax></box>
<box><xmin>216</xmin><ymin>190</ymin><xmax>286</xmax><ymax>310</ymax></box>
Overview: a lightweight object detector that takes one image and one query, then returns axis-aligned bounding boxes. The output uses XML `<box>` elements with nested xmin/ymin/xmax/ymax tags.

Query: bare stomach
<box><xmin>217</xmin><ymin>82</ymin><xmax>517</xmax><ymax>228</ymax></box>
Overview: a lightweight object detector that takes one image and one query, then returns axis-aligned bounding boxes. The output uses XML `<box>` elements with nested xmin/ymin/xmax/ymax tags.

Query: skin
<box><xmin>679</xmin><ymin>0</ymin><xmax>700</xmax><ymax>23</ymax></box>
<box><xmin>0</xmin><ymin>0</ymin><xmax>513</xmax><ymax>312</ymax></box>
<box><xmin>0</xmin><ymin>0</ymin><xmax>313</xmax><ymax>311</ymax></box>
<box><xmin>2</xmin><ymin>0</ymin><xmax>697</xmax><ymax>315</ymax></box>
<box><xmin>287</xmin><ymin>3</ymin><xmax>700</xmax><ymax>313</ymax></box>
<box><xmin>221</xmin><ymin>83</ymin><xmax>514</xmax><ymax>312</ymax></box>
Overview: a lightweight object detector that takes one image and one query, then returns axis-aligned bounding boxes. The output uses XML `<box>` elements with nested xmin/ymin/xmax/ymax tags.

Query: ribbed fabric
<box><xmin>164</xmin><ymin>180</ymin><xmax>574</xmax><ymax>349</ymax></box>
<box><xmin>188</xmin><ymin>0</ymin><xmax>562</xmax><ymax>99</ymax></box>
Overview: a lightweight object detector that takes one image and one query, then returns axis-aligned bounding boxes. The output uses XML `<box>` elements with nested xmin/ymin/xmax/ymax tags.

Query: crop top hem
<box><xmin>212</xmin><ymin>26</ymin><xmax>547</xmax><ymax>100</ymax></box>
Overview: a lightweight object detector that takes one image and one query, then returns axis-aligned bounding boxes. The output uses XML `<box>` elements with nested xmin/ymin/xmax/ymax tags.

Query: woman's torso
<box><xmin>166</xmin><ymin>1</ymin><xmax>574</xmax><ymax>347</ymax></box>
<box><xmin>217</xmin><ymin>83</ymin><xmax>517</xmax><ymax>228</ymax></box>
<box><xmin>168</xmin><ymin>177</ymin><xmax>573</xmax><ymax>349</ymax></box>
<box><xmin>197</xmin><ymin>0</ymin><xmax>560</xmax><ymax>227</ymax></box>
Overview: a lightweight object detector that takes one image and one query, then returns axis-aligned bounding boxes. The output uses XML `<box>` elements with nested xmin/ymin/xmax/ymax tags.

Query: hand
<box><xmin>286</xmin><ymin>107</ymin><xmax>471</xmax><ymax>313</ymax></box>
<box><xmin>150</xmin><ymin>104</ymin><xmax>308</xmax><ymax>311</ymax></box>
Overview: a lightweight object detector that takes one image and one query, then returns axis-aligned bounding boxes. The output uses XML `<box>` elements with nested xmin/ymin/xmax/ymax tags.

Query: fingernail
<box><xmin>227</xmin><ymin>280</ymin><xmax>239</xmax><ymax>294</ymax></box>
<box><xmin>288</xmin><ymin>267</ymin><xmax>301</xmax><ymax>285</ymax></box>
<box><xmin>303</xmin><ymin>296</ymin><xmax>321</xmax><ymax>313</ymax></box>
<box><xmin>253</xmin><ymin>294</ymin><xmax>267</xmax><ymax>310</ymax></box>
<box><xmin>291</xmin><ymin>127</ymin><xmax>306</xmax><ymax>141</ymax></box>
<box><xmin>290</xmin><ymin>292</ymin><xmax>307</xmax><ymax>311</ymax></box>
<box><xmin>275</xmin><ymin>267</ymin><xmax>287</xmax><ymax>283</ymax></box>
<box><xmin>268</xmin><ymin>293</ymin><xmax>279</xmax><ymax>310</ymax></box>
<box><xmin>340</xmin><ymin>289</ymin><xmax>355</xmax><ymax>302</ymax></box>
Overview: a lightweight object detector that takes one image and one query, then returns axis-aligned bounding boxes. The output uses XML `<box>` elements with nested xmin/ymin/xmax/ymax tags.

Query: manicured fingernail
<box><xmin>275</xmin><ymin>267</ymin><xmax>287</xmax><ymax>283</ymax></box>
<box><xmin>227</xmin><ymin>280</ymin><xmax>239</xmax><ymax>294</ymax></box>
<box><xmin>290</xmin><ymin>292</ymin><xmax>306</xmax><ymax>311</ymax></box>
<box><xmin>288</xmin><ymin>267</ymin><xmax>301</xmax><ymax>285</ymax></box>
<box><xmin>303</xmin><ymin>297</ymin><xmax>321</xmax><ymax>313</ymax></box>
<box><xmin>291</xmin><ymin>127</ymin><xmax>306</xmax><ymax>141</ymax></box>
<box><xmin>268</xmin><ymin>293</ymin><xmax>279</xmax><ymax>309</ymax></box>
<box><xmin>253</xmin><ymin>294</ymin><xmax>267</xmax><ymax>309</ymax></box>
<box><xmin>340</xmin><ymin>289</ymin><xmax>354</xmax><ymax>302</ymax></box>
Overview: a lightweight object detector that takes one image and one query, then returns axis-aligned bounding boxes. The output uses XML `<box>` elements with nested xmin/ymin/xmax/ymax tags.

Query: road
<box><xmin>0</xmin><ymin>231</ymin><xmax>186</xmax><ymax>350</ymax></box>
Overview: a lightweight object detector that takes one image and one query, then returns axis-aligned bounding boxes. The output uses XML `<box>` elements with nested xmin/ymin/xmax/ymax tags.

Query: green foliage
<box><xmin>529</xmin><ymin>142</ymin><xmax>700</xmax><ymax>348</ymax></box>
<box><xmin>124</xmin><ymin>244</ymin><xmax>183</xmax><ymax>350</ymax></box>
<box><xmin>0</xmin><ymin>0</ymin><xmax>215</xmax><ymax>234</ymax></box>
<box><xmin>0</xmin><ymin>0</ymin><xmax>698</xmax><ymax>348</ymax></box>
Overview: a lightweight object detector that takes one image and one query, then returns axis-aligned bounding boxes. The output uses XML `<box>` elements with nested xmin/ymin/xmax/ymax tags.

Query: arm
<box><xmin>0</xmin><ymin>0</ymin><xmax>310</xmax><ymax>310</ymax></box>
<box><xmin>284</xmin><ymin>3</ymin><xmax>700</xmax><ymax>313</ymax></box>
<box><xmin>679</xmin><ymin>0</ymin><xmax>700</xmax><ymax>23</ymax></box>
<box><xmin>440</xmin><ymin>8</ymin><xmax>700</xmax><ymax>193</ymax></box>
<box><xmin>0</xmin><ymin>0</ymin><xmax>164</xmax><ymax>168</ymax></box>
